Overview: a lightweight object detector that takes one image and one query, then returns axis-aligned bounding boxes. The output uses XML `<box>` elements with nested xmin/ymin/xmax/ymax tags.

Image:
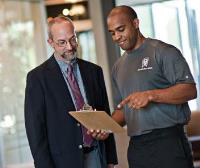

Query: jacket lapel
<box><xmin>46</xmin><ymin>56</ymin><xmax>75</xmax><ymax>110</ymax></box>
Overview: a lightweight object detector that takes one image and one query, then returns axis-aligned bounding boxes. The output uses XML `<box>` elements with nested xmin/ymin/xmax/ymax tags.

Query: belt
<box><xmin>82</xmin><ymin>146</ymin><xmax>95</xmax><ymax>154</ymax></box>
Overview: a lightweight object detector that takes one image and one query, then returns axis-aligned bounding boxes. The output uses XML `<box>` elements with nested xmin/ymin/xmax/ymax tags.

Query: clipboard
<box><xmin>69</xmin><ymin>111</ymin><xmax>125</xmax><ymax>133</ymax></box>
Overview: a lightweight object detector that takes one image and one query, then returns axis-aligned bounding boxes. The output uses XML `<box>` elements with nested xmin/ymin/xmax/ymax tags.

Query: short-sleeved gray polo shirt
<box><xmin>112</xmin><ymin>38</ymin><xmax>195</xmax><ymax>136</ymax></box>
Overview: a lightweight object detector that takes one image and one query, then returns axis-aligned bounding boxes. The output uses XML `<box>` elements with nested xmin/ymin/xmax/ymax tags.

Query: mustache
<box><xmin>64</xmin><ymin>48</ymin><xmax>77</xmax><ymax>54</ymax></box>
<box><xmin>61</xmin><ymin>51</ymin><xmax>77</xmax><ymax>61</ymax></box>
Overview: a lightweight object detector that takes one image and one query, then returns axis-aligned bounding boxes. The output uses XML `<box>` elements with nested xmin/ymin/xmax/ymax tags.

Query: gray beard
<box><xmin>61</xmin><ymin>52</ymin><xmax>77</xmax><ymax>62</ymax></box>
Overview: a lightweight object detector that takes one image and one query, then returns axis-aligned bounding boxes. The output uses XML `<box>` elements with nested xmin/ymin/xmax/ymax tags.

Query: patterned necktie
<box><xmin>67</xmin><ymin>64</ymin><xmax>93</xmax><ymax>147</ymax></box>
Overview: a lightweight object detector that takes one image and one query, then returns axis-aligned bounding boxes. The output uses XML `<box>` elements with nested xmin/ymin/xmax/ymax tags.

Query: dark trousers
<box><xmin>128</xmin><ymin>125</ymin><xmax>194</xmax><ymax>168</ymax></box>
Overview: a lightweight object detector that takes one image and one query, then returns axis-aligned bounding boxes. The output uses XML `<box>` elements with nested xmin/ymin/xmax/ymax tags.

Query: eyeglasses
<box><xmin>54</xmin><ymin>36</ymin><xmax>77</xmax><ymax>47</ymax></box>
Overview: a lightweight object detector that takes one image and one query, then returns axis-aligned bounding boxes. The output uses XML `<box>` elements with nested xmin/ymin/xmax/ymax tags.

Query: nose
<box><xmin>113</xmin><ymin>32</ymin><xmax>122</xmax><ymax>42</ymax></box>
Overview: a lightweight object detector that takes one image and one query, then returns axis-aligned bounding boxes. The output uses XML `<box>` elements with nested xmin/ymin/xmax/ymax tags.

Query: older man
<box><xmin>25</xmin><ymin>16</ymin><xmax>117</xmax><ymax>168</ymax></box>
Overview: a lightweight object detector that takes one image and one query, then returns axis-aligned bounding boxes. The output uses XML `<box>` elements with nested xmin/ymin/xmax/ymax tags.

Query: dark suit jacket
<box><xmin>25</xmin><ymin>56</ymin><xmax>118</xmax><ymax>168</ymax></box>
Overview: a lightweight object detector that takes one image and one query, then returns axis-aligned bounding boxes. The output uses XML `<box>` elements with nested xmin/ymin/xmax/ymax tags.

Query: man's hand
<box><xmin>117</xmin><ymin>91</ymin><xmax>153</xmax><ymax>110</ymax></box>
<box><xmin>87</xmin><ymin>129</ymin><xmax>110</xmax><ymax>140</ymax></box>
<box><xmin>107</xmin><ymin>164</ymin><xmax>115</xmax><ymax>168</ymax></box>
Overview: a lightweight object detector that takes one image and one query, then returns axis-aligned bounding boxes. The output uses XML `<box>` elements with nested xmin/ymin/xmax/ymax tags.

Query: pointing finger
<box><xmin>117</xmin><ymin>96</ymin><xmax>130</xmax><ymax>109</ymax></box>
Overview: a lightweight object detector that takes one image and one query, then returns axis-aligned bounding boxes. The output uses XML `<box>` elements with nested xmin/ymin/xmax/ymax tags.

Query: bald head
<box><xmin>106</xmin><ymin>5</ymin><xmax>144</xmax><ymax>51</ymax></box>
<box><xmin>48</xmin><ymin>16</ymin><xmax>74</xmax><ymax>39</ymax></box>
<box><xmin>107</xmin><ymin>5</ymin><xmax>137</xmax><ymax>21</ymax></box>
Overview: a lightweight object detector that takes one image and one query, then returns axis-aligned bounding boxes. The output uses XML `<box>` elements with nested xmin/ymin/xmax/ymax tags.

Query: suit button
<box><xmin>77</xmin><ymin>123</ymin><xmax>80</xmax><ymax>127</ymax></box>
<box><xmin>78</xmin><ymin>145</ymin><xmax>83</xmax><ymax>149</ymax></box>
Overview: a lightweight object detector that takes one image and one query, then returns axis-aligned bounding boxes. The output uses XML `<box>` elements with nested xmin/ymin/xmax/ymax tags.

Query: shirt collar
<box><xmin>54</xmin><ymin>54</ymin><xmax>78</xmax><ymax>75</ymax></box>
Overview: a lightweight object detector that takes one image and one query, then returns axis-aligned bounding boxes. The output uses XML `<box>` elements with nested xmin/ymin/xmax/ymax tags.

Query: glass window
<box><xmin>77</xmin><ymin>31</ymin><xmax>97</xmax><ymax>64</ymax></box>
<box><xmin>0</xmin><ymin>0</ymin><xmax>47</xmax><ymax>167</ymax></box>
<box><xmin>185</xmin><ymin>0</ymin><xmax>200</xmax><ymax>109</ymax></box>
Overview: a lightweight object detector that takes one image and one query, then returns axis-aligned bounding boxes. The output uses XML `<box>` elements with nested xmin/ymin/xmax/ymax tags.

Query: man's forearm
<box><xmin>148</xmin><ymin>83</ymin><xmax>197</xmax><ymax>104</ymax></box>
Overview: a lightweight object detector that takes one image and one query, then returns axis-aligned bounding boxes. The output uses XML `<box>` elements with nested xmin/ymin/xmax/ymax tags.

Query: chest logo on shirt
<box><xmin>137</xmin><ymin>57</ymin><xmax>153</xmax><ymax>71</ymax></box>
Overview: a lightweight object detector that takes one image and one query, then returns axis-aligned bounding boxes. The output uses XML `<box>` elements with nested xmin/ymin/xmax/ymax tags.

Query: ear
<box><xmin>133</xmin><ymin>18</ymin><xmax>139</xmax><ymax>29</ymax></box>
<box><xmin>47</xmin><ymin>38</ymin><xmax>54</xmax><ymax>47</ymax></box>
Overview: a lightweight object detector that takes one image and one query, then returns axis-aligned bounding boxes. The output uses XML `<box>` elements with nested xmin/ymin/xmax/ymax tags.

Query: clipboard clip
<box><xmin>82</xmin><ymin>103</ymin><xmax>92</xmax><ymax>111</ymax></box>
<box><xmin>81</xmin><ymin>103</ymin><xmax>96</xmax><ymax>111</ymax></box>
